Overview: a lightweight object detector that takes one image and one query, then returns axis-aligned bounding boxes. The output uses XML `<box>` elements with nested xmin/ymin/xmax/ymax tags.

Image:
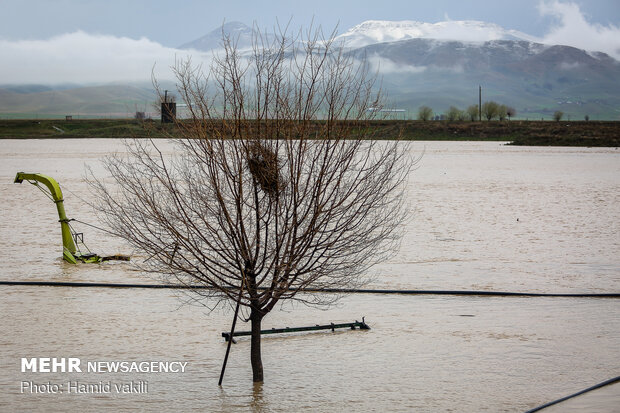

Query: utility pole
<box><xmin>479</xmin><ymin>85</ymin><xmax>482</xmax><ymax>122</ymax></box>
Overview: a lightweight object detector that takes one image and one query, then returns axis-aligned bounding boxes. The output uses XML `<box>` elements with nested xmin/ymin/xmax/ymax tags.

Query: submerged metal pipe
<box><xmin>0</xmin><ymin>281</ymin><xmax>618</xmax><ymax>298</ymax></box>
<box><xmin>524</xmin><ymin>375</ymin><xmax>620</xmax><ymax>413</ymax></box>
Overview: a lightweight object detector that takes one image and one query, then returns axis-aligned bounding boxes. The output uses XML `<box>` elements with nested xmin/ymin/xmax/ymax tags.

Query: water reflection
<box><xmin>250</xmin><ymin>382</ymin><xmax>267</xmax><ymax>413</ymax></box>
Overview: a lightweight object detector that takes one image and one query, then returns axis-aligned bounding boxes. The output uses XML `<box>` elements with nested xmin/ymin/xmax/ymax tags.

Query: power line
<box><xmin>0</xmin><ymin>281</ymin><xmax>618</xmax><ymax>298</ymax></box>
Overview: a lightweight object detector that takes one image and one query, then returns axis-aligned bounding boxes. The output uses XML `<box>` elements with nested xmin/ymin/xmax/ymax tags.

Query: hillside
<box><xmin>0</xmin><ymin>85</ymin><xmax>156</xmax><ymax>118</ymax></box>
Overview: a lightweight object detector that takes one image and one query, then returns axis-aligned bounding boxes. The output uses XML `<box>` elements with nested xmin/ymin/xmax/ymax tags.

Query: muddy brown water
<box><xmin>1</xmin><ymin>139</ymin><xmax>618</xmax><ymax>412</ymax></box>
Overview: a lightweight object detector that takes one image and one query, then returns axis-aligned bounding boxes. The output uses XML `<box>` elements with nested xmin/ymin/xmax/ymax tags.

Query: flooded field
<box><xmin>1</xmin><ymin>139</ymin><xmax>618</xmax><ymax>412</ymax></box>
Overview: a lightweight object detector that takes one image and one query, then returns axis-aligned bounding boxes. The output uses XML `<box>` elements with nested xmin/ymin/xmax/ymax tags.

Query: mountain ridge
<box><xmin>1</xmin><ymin>20</ymin><xmax>618</xmax><ymax>119</ymax></box>
<box><xmin>335</xmin><ymin>19</ymin><xmax>536</xmax><ymax>48</ymax></box>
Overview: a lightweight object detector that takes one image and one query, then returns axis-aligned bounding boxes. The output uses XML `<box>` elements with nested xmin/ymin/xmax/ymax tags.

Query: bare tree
<box><xmin>446</xmin><ymin>106</ymin><xmax>463</xmax><ymax>122</ymax></box>
<box><xmin>505</xmin><ymin>106</ymin><xmax>516</xmax><ymax>120</ymax></box>
<box><xmin>481</xmin><ymin>101</ymin><xmax>499</xmax><ymax>121</ymax></box>
<box><xmin>466</xmin><ymin>105</ymin><xmax>479</xmax><ymax>121</ymax></box>
<box><xmin>553</xmin><ymin>110</ymin><xmax>564</xmax><ymax>121</ymax></box>
<box><xmin>418</xmin><ymin>105</ymin><xmax>433</xmax><ymax>121</ymax></box>
<box><xmin>89</xmin><ymin>26</ymin><xmax>412</xmax><ymax>383</ymax></box>
<box><xmin>497</xmin><ymin>104</ymin><xmax>507</xmax><ymax>121</ymax></box>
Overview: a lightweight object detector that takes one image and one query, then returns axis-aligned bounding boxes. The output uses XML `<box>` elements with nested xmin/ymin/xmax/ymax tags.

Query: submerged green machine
<box><xmin>14</xmin><ymin>172</ymin><xmax>129</xmax><ymax>264</ymax></box>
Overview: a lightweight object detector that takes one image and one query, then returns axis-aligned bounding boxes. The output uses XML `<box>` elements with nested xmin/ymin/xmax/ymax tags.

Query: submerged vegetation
<box><xmin>0</xmin><ymin>118</ymin><xmax>618</xmax><ymax>147</ymax></box>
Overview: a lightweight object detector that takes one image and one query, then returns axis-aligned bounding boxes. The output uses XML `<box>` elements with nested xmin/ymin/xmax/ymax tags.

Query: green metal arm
<box><xmin>14</xmin><ymin>172</ymin><xmax>129</xmax><ymax>264</ymax></box>
<box><xmin>15</xmin><ymin>172</ymin><xmax>91</xmax><ymax>263</ymax></box>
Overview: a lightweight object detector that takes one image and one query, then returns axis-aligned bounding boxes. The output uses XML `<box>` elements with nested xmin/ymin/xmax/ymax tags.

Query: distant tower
<box><xmin>161</xmin><ymin>90</ymin><xmax>176</xmax><ymax>124</ymax></box>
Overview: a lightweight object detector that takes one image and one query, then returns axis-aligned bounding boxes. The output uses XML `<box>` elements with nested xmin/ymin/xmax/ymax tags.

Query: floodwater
<box><xmin>0</xmin><ymin>139</ymin><xmax>618</xmax><ymax>412</ymax></box>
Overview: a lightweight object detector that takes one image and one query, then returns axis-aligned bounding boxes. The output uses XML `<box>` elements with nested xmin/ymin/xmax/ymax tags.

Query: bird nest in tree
<box><xmin>247</xmin><ymin>141</ymin><xmax>281</xmax><ymax>196</ymax></box>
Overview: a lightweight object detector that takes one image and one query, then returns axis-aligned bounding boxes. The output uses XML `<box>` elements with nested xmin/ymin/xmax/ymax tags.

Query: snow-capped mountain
<box><xmin>164</xmin><ymin>20</ymin><xmax>620</xmax><ymax>119</ymax></box>
<box><xmin>179</xmin><ymin>21</ymin><xmax>256</xmax><ymax>51</ymax></box>
<box><xmin>334</xmin><ymin>20</ymin><xmax>536</xmax><ymax>48</ymax></box>
<box><xmin>354</xmin><ymin>34</ymin><xmax>619</xmax><ymax>118</ymax></box>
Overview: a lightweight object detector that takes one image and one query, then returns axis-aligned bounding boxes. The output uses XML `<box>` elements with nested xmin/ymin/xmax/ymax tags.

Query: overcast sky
<box><xmin>0</xmin><ymin>0</ymin><xmax>618</xmax><ymax>84</ymax></box>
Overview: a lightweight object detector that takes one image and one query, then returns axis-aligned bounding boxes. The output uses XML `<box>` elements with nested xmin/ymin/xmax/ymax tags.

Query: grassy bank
<box><xmin>0</xmin><ymin>119</ymin><xmax>618</xmax><ymax>146</ymax></box>
<box><xmin>374</xmin><ymin>120</ymin><xmax>620</xmax><ymax>146</ymax></box>
<box><xmin>0</xmin><ymin>119</ymin><xmax>162</xmax><ymax>139</ymax></box>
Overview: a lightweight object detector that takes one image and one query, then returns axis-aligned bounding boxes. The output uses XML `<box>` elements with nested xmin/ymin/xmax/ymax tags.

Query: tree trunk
<box><xmin>250</xmin><ymin>308</ymin><xmax>264</xmax><ymax>383</ymax></box>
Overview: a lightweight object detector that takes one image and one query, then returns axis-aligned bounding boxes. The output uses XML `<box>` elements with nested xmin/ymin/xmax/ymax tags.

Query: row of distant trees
<box><xmin>417</xmin><ymin>105</ymin><xmax>582</xmax><ymax>122</ymax></box>
<box><xmin>418</xmin><ymin>102</ymin><xmax>517</xmax><ymax>121</ymax></box>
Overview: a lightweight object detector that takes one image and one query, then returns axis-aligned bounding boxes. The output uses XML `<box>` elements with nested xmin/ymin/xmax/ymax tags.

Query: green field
<box><xmin>0</xmin><ymin>119</ymin><xmax>618</xmax><ymax>147</ymax></box>
<box><xmin>0</xmin><ymin>119</ymin><xmax>163</xmax><ymax>139</ymax></box>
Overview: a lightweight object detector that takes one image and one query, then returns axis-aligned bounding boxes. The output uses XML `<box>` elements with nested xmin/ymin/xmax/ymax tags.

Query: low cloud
<box><xmin>0</xmin><ymin>31</ymin><xmax>209</xmax><ymax>85</ymax></box>
<box><xmin>367</xmin><ymin>55</ymin><xmax>467</xmax><ymax>75</ymax></box>
<box><xmin>538</xmin><ymin>1</ymin><xmax>620</xmax><ymax>59</ymax></box>
<box><xmin>367</xmin><ymin>55</ymin><xmax>427</xmax><ymax>74</ymax></box>
<box><xmin>559</xmin><ymin>61</ymin><xmax>581</xmax><ymax>70</ymax></box>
